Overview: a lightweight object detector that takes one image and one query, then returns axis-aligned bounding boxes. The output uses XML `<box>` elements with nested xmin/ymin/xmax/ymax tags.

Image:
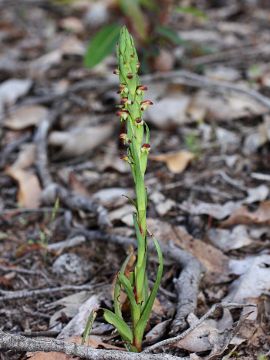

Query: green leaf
<box><xmin>139</xmin><ymin>0</ymin><xmax>156</xmax><ymax>10</ymax></box>
<box><xmin>118</xmin><ymin>272</ymin><xmax>141</xmax><ymax>326</ymax></box>
<box><xmin>114</xmin><ymin>253</ymin><xmax>133</xmax><ymax>318</ymax></box>
<box><xmin>135</xmin><ymin>236</ymin><xmax>163</xmax><ymax>344</ymax></box>
<box><xmin>103</xmin><ymin>309</ymin><xmax>133</xmax><ymax>343</ymax></box>
<box><xmin>155</xmin><ymin>26</ymin><xmax>185</xmax><ymax>46</ymax></box>
<box><xmin>175</xmin><ymin>6</ymin><xmax>207</xmax><ymax>19</ymax></box>
<box><xmin>84</xmin><ymin>23</ymin><xmax>121</xmax><ymax>68</ymax></box>
<box><xmin>81</xmin><ymin>309</ymin><xmax>97</xmax><ymax>345</ymax></box>
<box><xmin>119</xmin><ymin>0</ymin><xmax>147</xmax><ymax>40</ymax></box>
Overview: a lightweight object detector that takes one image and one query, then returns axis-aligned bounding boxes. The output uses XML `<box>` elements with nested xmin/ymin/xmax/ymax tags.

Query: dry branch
<box><xmin>168</xmin><ymin>248</ymin><xmax>203</xmax><ymax>334</ymax></box>
<box><xmin>143</xmin><ymin>303</ymin><xmax>256</xmax><ymax>353</ymax></box>
<box><xmin>0</xmin><ymin>330</ymin><xmax>184</xmax><ymax>360</ymax></box>
<box><xmin>22</xmin><ymin>70</ymin><xmax>270</xmax><ymax>111</ymax></box>
<box><xmin>0</xmin><ymin>285</ymin><xmax>96</xmax><ymax>302</ymax></box>
<box><xmin>34</xmin><ymin>107</ymin><xmax>111</xmax><ymax>229</ymax></box>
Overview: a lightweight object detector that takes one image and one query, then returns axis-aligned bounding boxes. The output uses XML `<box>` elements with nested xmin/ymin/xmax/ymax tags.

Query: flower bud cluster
<box><xmin>115</xmin><ymin>28</ymin><xmax>153</xmax><ymax>171</ymax></box>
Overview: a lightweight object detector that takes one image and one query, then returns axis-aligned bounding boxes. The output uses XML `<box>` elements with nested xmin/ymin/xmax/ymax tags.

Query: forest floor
<box><xmin>0</xmin><ymin>1</ymin><xmax>270</xmax><ymax>359</ymax></box>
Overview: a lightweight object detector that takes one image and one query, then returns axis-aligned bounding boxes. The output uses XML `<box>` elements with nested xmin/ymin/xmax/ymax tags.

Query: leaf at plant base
<box><xmin>84</xmin><ymin>23</ymin><xmax>121</xmax><ymax>68</ymax></box>
<box><xmin>151</xmin><ymin>150</ymin><xmax>195</xmax><ymax>174</ymax></box>
<box><xmin>4</xmin><ymin>105</ymin><xmax>49</xmax><ymax>130</ymax></box>
<box><xmin>82</xmin><ymin>310</ymin><xmax>97</xmax><ymax>345</ymax></box>
<box><xmin>113</xmin><ymin>252</ymin><xmax>134</xmax><ymax>318</ymax></box>
<box><xmin>103</xmin><ymin>309</ymin><xmax>133</xmax><ymax>343</ymax></box>
<box><xmin>135</xmin><ymin>237</ymin><xmax>163</xmax><ymax>344</ymax></box>
<box><xmin>58</xmin><ymin>295</ymin><xmax>100</xmax><ymax>340</ymax></box>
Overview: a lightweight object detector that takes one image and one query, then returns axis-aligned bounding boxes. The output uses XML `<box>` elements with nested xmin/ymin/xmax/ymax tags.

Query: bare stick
<box><xmin>167</xmin><ymin>246</ymin><xmax>203</xmax><ymax>334</ymax></box>
<box><xmin>0</xmin><ymin>330</ymin><xmax>184</xmax><ymax>360</ymax></box>
<box><xmin>42</xmin><ymin>183</ymin><xmax>111</xmax><ymax>229</ymax></box>
<box><xmin>143</xmin><ymin>303</ymin><xmax>256</xmax><ymax>353</ymax></box>
<box><xmin>143</xmin><ymin>70</ymin><xmax>270</xmax><ymax>110</ymax></box>
<box><xmin>34</xmin><ymin>107</ymin><xmax>111</xmax><ymax>229</ymax></box>
<box><xmin>0</xmin><ymin>284</ymin><xmax>97</xmax><ymax>302</ymax></box>
<box><xmin>23</xmin><ymin>69</ymin><xmax>270</xmax><ymax>111</ymax></box>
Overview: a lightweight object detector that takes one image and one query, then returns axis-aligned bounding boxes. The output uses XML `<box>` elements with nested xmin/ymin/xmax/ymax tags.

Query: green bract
<box><xmin>104</xmin><ymin>26</ymin><xmax>163</xmax><ymax>352</ymax></box>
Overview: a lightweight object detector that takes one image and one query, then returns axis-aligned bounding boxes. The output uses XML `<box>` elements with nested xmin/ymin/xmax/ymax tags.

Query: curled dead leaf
<box><xmin>221</xmin><ymin>200</ymin><xmax>270</xmax><ymax>227</ymax></box>
<box><xmin>6</xmin><ymin>167</ymin><xmax>41</xmax><ymax>208</ymax></box>
<box><xmin>151</xmin><ymin>150</ymin><xmax>194</xmax><ymax>174</ymax></box>
<box><xmin>49</xmin><ymin>124</ymin><xmax>113</xmax><ymax>158</ymax></box>
<box><xmin>4</xmin><ymin>105</ymin><xmax>49</xmax><ymax>130</ymax></box>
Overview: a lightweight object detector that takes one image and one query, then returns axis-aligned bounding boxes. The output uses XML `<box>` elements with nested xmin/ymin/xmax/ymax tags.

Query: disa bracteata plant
<box><xmin>103</xmin><ymin>27</ymin><xmax>163</xmax><ymax>353</ymax></box>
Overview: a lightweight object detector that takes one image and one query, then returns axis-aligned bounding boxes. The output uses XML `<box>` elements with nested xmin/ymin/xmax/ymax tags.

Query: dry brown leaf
<box><xmin>221</xmin><ymin>200</ymin><xmax>270</xmax><ymax>227</ymax></box>
<box><xmin>151</xmin><ymin>150</ymin><xmax>194</xmax><ymax>173</ymax></box>
<box><xmin>4</xmin><ymin>105</ymin><xmax>49</xmax><ymax>130</ymax></box>
<box><xmin>173</xmin><ymin>226</ymin><xmax>230</xmax><ymax>274</ymax></box>
<box><xmin>12</xmin><ymin>144</ymin><xmax>36</xmax><ymax>169</ymax></box>
<box><xmin>27</xmin><ymin>351</ymin><xmax>72</xmax><ymax>360</ymax></box>
<box><xmin>146</xmin><ymin>96</ymin><xmax>190</xmax><ymax>129</ymax></box>
<box><xmin>49</xmin><ymin>124</ymin><xmax>113</xmax><ymax>158</ymax></box>
<box><xmin>6</xmin><ymin>167</ymin><xmax>41</xmax><ymax>208</ymax></box>
<box><xmin>0</xmin><ymin>78</ymin><xmax>32</xmax><ymax>115</ymax></box>
<box><xmin>147</xmin><ymin>218</ymin><xmax>229</xmax><ymax>274</ymax></box>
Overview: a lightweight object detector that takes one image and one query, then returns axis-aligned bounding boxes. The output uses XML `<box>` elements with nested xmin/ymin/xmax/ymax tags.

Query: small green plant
<box><xmin>84</xmin><ymin>0</ymin><xmax>183</xmax><ymax>70</ymax></box>
<box><xmin>103</xmin><ymin>27</ymin><xmax>163</xmax><ymax>352</ymax></box>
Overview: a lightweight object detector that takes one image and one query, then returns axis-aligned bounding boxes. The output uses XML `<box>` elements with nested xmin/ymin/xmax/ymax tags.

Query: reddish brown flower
<box><xmin>141</xmin><ymin>143</ymin><xmax>151</xmax><ymax>153</ymax></box>
<box><xmin>136</xmin><ymin>85</ymin><xmax>148</xmax><ymax>95</ymax></box>
<box><xmin>135</xmin><ymin>118</ymin><xmax>144</xmax><ymax>126</ymax></box>
<box><xmin>119</xmin><ymin>133</ymin><xmax>128</xmax><ymax>144</ymax></box>
<box><xmin>117</xmin><ymin>84</ymin><xmax>128</xmax><ymax>95</ymax></box>
<box><xmin>116</xmin><ymin>110</ymin><xmax>129</xmax><ymax>120</ymax></box>
<box><xmin>140</xmin><ymin>100</ymin><xmax>153</xmax><ymax>111</ymax></box>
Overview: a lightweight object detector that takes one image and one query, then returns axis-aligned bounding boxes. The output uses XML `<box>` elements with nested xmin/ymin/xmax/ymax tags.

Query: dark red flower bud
<box><xmin>140</xmin><ymin>100</ymin><xmax>153</xmax><ymax>111</ymax></box>
<box><xmin>135</xmin><ymin>118</ymin><xmax>143</xmax><ymax>126</ymax></box>
<box><xmin>116</xmin><ymin>110</ymin><xmax>129</xmax><ymax>120</ymax></box>
<box><xmin>141</xmin><ymin>143</ymin><xmax>151</xmax><ymax>153</ymax></box>
<box><xmin>117</xmin><ymin>84</ymin><xmax>128</xmax><ymax>95</ymax></box>
<box><xmin>121</xmin><ymin>97</ymin><xmax>132</xmax><ymax>106</ymax></box>
<box><xmin>119</xmin><ymin>133</ymin><xmax>128</xmax><ymax>144</ymax></box>
<box><xmin>120</xmin><ymin>154</ymin><xmax>129</xmax><ymax>162</ymax></box>
<box><xmin>136</xmin><ymin>85</ymin><xmax>148</xmax><ymax>95</ymax></box>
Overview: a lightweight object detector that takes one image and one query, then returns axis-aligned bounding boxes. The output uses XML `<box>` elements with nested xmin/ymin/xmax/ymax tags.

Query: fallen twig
<box><xmin>0</xmin><ymin>265</ymin><xmax>49</xmax><ymax>281</ymax></box>
<box><xmin>143</xmin><ymin>70</ymin><xmax>270</xmax><ymax>110</ymax></box>
<box><xmin>0</xmin><ymin>284</ymin><xmax>99</xmax><ymax>302</ymax></box>
<box><xmin>23</xmin><ymin>69</ymin><xmax>270</xmax><ymax>111</ymax></box>
<box><xmin>167</xmin><ymin>245</ymin><xmax>203</xmax><ymax>334</ymax></box>
<box><xmin>34</xmin><ymin>106</ymin><xmax>111</xmax><ymax>229</ymax></box>
<box><xmin>0</xmin><ymin>330</ymin><xmax>185</xmax><ymax>360</ymax></box>
<box><xmin>143</xmin><ymin>302</ymin><xmax>256</xmax><ymax>353</ymax></box>
<box><xmin>42</xmin><ymin>183</ymin><xmax>112</xmax><ymax>229</ymax></box>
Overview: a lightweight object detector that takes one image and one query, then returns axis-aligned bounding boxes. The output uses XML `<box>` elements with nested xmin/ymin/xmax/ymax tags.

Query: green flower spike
<box><xmin>103</xmin><ymin>26</ymin><xmax>164</xmax><ymax>353</ymax></box>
